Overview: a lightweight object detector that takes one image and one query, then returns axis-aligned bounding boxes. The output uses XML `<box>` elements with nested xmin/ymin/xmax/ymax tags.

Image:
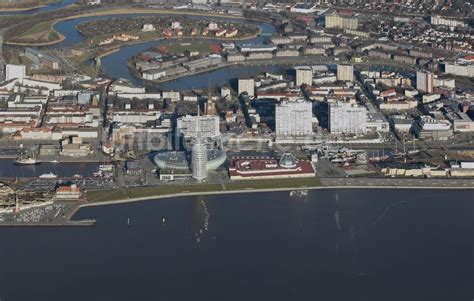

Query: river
<box><xmin>0</xmin><ymin>189</ymin><xmax>472</xmax><ymax>300</ymax></box>
<box><xmin>0</xmin><ymin>0</ymin><xmax>76</xmax><ymax>16</ymax></box>
<box><xmin>52</xmin><ymin>13</ymin><xmax>275</xmax><ymax>87</ymax></box>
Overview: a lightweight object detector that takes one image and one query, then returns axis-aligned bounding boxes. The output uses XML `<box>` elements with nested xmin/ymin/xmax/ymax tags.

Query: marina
<box><xmin>0</xmin><ymin>159</ymin><xmax>100</xmax><ymax>178</ymax></box>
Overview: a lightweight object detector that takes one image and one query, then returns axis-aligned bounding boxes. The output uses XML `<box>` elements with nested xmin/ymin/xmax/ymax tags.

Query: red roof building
<box><xmin>229</xmin><ymin>154</ymin><xmax>315</xmax><ymax>180</ymax></box>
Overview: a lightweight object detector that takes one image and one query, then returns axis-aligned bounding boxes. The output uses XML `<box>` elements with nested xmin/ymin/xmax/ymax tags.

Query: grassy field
<box><xmin>86</xmin><ymin>178</ymin><xmax>321</xmax><ymax>203</ymax></box>
<box><xmin>225</xmin><ymin>178</ymin><xmax>321</xmax><ymax>191</ymax></box>
<box><xmin>14</xmin><ymin>20</ymin><xmax>57</xmax><ymax>43</ymax></box>
<box><xmin>86</xmin><ymin>184</ymin><xmax>224</xmax><ymax>203</ymax></box>
<box><xmin>0</xmin><ymin>0</ymin><xmax>59</xmax><ymax>11</ymax></box>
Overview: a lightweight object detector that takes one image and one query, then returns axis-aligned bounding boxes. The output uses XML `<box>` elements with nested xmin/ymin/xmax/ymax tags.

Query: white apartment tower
<box><xmin>329</xmin><ymin>102</ymin><xmax>367</xmax><ymax>134</ymax></box>
<box><xmin>296</xmin><ymin>68</ymin><xmax>313</xmax><ymax>86</ymax></box>
<box><xmin>5</xmin><ymin>64</ymin><xmax>26</xmax><ymax>82</ymax></box>
<box><xmin>177</xmin><ymin>115</ymin><xmax>220</xmax><ymax>139</ymax></box>
<box><xmin>238</xmin><ymin>78</ymin><xmax>255</xmax><ymax>97</ymax></box>
<box><xmin>325</xmin><ymin>11</ymin><xmax>358</xmax><ymax>30</ymax></box>
<box><xmin>337</xmin><ymin>64</ymin><xmax>354</xmax><ymax>82</ymax></box>
<box><xmin>275</xmin><ymin>99</ymin><xmax>313</xmax><ymax>141</ymax></box>
<box><xmin>416</xmin><ymin>70</ymin><xmax>434</xmax><ymax>93</ymax></box>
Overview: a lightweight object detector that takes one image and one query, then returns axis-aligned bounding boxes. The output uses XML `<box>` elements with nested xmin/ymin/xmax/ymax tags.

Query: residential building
<box><xmin>177</xmin><ymin>115</ymin><xmax>220</xmax><ymax>139</ymax></box>
<box><xmin>275</xmin><ymin>99</ymin><xmax>313</xmax><ymax>141</ymax></box>
<box><xmin>329</xmin><ymin>102</ymin><xmax>367</xmax><ymax>134</ymax></box>
<box><xmin>296</xmin><ymin>68</ymin><xmax>313</xmax><ymax>86</ymax></box>
<box><xmin>325</xmin><ymin>11</ymin><xmax>358</xmax><ymax>30</ymax></box>
<box><xmin>337</xmin><ymin>64</ymin><xmax>354</xmax><ymax>82</ymax></box>
<box><xmin>5</xmin><ymin>64</ymin><xmax>26</xmax><ymax>81</ymax></box>
<box><xmin>416</xmin><ymin>70</ymin><xmax>434</xmax><ymax>93</ymax></box>
<box><xmin>238</xmin><ymin>78</ymin><xmax>255</xmax><ymax>97</ymax></box>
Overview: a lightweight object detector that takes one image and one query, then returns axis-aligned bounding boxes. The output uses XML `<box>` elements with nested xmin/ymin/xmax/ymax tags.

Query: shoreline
<box><xmin>1</xmin><ymin>183</ymin><xmax>472</xmax><ymax>227</ymax></box>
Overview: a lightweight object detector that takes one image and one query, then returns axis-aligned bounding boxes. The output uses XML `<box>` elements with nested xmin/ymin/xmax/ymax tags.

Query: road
<box><xmin>320</xmin><ymin>176</ymin><xmax>474</xmax><ymax>188</ymax></box>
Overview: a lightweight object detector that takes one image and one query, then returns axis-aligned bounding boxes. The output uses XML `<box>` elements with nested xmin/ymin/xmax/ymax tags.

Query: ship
<box><xmin>14</xmin><ymin>157</ymin><xmax>41</xmax><ymax>165</ymax></box>
<box><xmin>39</xmin><ymin>172</ymin><xmax>58</xmax><ymax>179</ymax></box>
<box><xmin>368</xmin><ymin>155</ymin><xmax>390</xmax><ymax>163</ymax></box>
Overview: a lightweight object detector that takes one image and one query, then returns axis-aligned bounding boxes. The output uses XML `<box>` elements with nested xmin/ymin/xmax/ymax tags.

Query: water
<box><xmin>0</xmin><ymin>0</ymin><xmax>76</xmax><ymax>16</ymax></box>
<box><xmin>159</xmin><ymin>65</ymin><xmax>283</xmax><ymax>91</ymax></box>
<box><xmin>0</xmin><ymin>189</ymin><xmax>472</xmax><ymax>300</ymax></box>
<box><xmin>52</xmin><ymin>14</ymin><xmax>275</xmax><ymax>86</ymax></box>
<box><xmin>0</xmin><ymin>159</ymin><xmax>99</xmax><ymax>177</ymax></box>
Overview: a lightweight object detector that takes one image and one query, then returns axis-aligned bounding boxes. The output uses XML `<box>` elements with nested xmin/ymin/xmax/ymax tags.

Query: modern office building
<box><xmin>275</xmin><ymin>99</ymin><xmax>313</xmax><ymax>141</ymax></box>
<box><xmin>336</xmin><ymin>64</ymin><xmax>354</xmax><ymax>82</ymax></box>
<box><xmin>416</xmin><ymin>70</ymin><xmax>434</xmax><ymax>93</ymax></box>
<box><xmin>329</xmin><ymin>101</ymin><xmax>367</xmax><ymax>134</ymax></box>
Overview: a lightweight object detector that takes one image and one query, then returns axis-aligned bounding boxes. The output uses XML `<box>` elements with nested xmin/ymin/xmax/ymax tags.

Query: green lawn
<box><xmin>225</xmin><ymin>178</ymin><xmax>321</xmax><ymax>191</ymax></box>
<box><xmin>86</xmin><ymin>184</ymin><xmax>224</xmax><ymax>203</ymax></box>
<box><xmin>15</xmin><ymin>20</ymin><xmax>56</xmax><ymax>42</ymax></box>
<box><xmin>86</xmin><ymin>178</ymin><xmax>321</xmax><ymax>203</ymax></box>
<box><xmin>166</xmin><ymin>43</ymin><xmax>211</xmax><ymax>54</ymax></box>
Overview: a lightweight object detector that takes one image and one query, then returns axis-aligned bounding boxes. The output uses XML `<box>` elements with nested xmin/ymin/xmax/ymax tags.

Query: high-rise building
<box><xmin>296</xmin><ymin>68</ymin><xmax>313</xmax><ymax>86</ymax></box>
<box><xmin>329</xmin><ymin>102</ymin><xmax>367</xmax><ymax>134</ymax></box>
<box><xmin>191</xmin><ymin>134</ymin><xmax>208</xmax><ymax>182</ymax></box>
<box><xmin>238</xmin><ymin>78</ymin><xmax>255</xmax><ymax>97</ymax></box>
<box><xmin>337</xmin><ymin>64</ymin><xmax>354</xmax><ymax>82</ymax></box>
<box><xmin>5</xmin><ymin>64</ymin><xmax>26</xmax><ymax>81</ymax></box>
<box><xmin>191</xmin><ymin>114</ymin><xmax>208</xmax><ymax>182</ymax></box>
<box><xmin>416</xmin><ymin>70</ymin><xmax>434</xmax><ymax>93</ymax></box>
<box><xmin>0</xmin><ymin>34</ymin><xmax>4</xmax><ymax>83</ymax></box>
<box><xmin>177</xmin><ymin>115</ymin><xmax>220</xmax><ymax>139</ymax></box>
<box><xmin>275</xmin><ymin>99</ymin><xmax>313</xmax><ymax>141</ymax></box>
